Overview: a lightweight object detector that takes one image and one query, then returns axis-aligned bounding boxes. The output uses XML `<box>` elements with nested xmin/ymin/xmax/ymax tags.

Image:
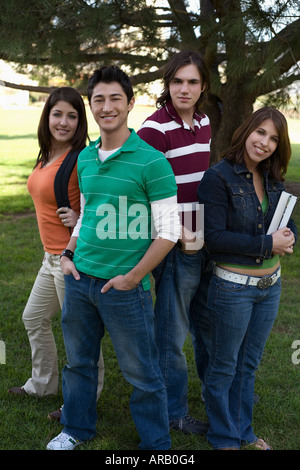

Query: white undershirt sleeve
<box><xmin>151</xmin><ymin>195</ymin><xmax>181</xmax><ymax>243</ymax></box>
<box><xmin>72</xmin><ymin>193</ymin><xmax>85</xmax><ymax>238</ymax></box>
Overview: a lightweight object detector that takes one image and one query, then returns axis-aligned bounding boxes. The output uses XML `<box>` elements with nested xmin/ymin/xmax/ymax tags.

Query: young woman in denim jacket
<box><xmin>197</xmin><ymin>107</ymin><xmax>297</xmax><ymax>450</ymax></box>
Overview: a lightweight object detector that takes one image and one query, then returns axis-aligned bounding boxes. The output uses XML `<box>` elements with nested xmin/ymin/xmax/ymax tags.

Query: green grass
<box><xmin>0</xmin><ymin>107</ymin><xmax>299</xmax><ymax>451</ymax></box>
<box><xmin>287</xmin><ymin>143</ymin><xmax>300</xmax><ymax>181</ymax></box>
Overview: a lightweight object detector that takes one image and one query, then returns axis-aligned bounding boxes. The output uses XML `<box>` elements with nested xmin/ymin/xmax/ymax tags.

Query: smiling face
<box><xmin>169</xmin><ymin>63</ymin><xmax>204</xmax><ymax>120</ymax></box>
<box><xmin>244</xmin><ymin>119</ymin><xmax>279</xmax><ymax>172</ymax></box>
<box><xmin>89</xmin><ymin>81</ymin><xmax>134</xmax><ymax>137</ymax></box>
<box><xmin>48</xmin><ymin>100</ymin><xmax>79</xmax><ymax>148</ymax></box>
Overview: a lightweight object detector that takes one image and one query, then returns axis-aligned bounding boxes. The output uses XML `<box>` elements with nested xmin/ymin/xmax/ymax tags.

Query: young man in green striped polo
<box><xmin>47</xmin><ymin>66</ymin><xmax>180</xmax><ymax>451</ymax></box>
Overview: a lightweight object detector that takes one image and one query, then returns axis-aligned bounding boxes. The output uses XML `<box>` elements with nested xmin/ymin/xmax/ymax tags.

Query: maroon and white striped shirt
<box><xmin>138</xmin><ymin>100</ymin><xmax>211</xmax><ymax>231</ymax></box>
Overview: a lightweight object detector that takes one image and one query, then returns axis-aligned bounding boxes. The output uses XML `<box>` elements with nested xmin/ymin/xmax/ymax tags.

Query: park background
<box><xmin>0</xmin><ymin>0</ymin><xmax>299</xmax><ymax>451</ymax></box>
<box><xmin>0</xmin><ymin>102</ymin><xmax>299</xmax><ymax>451</ymax></box>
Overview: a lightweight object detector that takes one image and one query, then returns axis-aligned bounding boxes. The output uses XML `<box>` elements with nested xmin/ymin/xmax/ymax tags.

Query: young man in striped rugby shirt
<box><xmin>47</xmin><ymin>66</ymin><xmax>181</xmax><ymax>450</ymax></box>
<box><xmin>138</xmin><ymin>51</ymin><xmax>212</xmax><ymax>435</ymax></box>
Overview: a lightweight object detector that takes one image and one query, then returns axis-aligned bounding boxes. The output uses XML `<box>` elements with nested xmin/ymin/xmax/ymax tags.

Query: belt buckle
<box><xmin>257</xmin><ymin>275</ymin><xmax>273</xmax><ymax>290</ymax></box>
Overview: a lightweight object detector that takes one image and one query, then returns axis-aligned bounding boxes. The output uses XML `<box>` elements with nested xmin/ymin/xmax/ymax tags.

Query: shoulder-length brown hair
<box><xmin>222</xmin><ymin>107</ymin><xmax>291</xmax><ymax>181</ymax></box>
<box><xmin>35</xmin><ymin>87</ymin><xmax>88</xmax><ymax>168</ymax></box>
<box><xmin>156</xmin><ymin>50</ymin><xmax>210</xmax><ymax>114</ymax></box>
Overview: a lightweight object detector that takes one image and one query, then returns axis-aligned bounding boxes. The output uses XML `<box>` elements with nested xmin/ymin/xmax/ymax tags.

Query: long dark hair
<box><xmin>35</xmin><ymin>87</ymin><xmax>88</xmax><ymax>168</ymax></box>
<box><xmin>222</xmin><ymin>107</ymin><xmax>291</xmax><ymax>181</ymax></box>
<box><xmin>156</xmin><ymin>50</ymin><xmax>210</xmax><ymax>114</ymax></box>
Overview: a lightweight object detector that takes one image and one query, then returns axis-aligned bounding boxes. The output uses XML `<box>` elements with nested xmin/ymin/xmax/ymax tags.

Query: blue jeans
<box><xmin>205</xmin><ymin>272</ymin><xmax>281</xmax><ymax>449</ymax></box>
<box><xmin>152</xmin><ymin>245</ymin><xmax>212</xmax><ymax>421</ymax></box>
<box><xmin>60</xmin><ymin>272</ymin><xmax>171</xmax><ymax>450</ymax></box>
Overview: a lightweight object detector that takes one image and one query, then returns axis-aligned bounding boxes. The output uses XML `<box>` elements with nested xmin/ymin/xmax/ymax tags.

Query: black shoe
<box><xmin>170</xmin><ymin>414</ymin><xmax>209</xmax><ymax>435</ymax></box>
<box><xmin>8</xmin><ymin>386</ymin><xmax>27</xmax><ymax>395</ymax></box>
<box><xmin>47</xmin><ymin>406</ymin><xmax>62</xmax><ymax>421</ymax></box>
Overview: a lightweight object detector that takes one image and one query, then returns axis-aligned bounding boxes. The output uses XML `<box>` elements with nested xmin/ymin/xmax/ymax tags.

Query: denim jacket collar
<box><xmin>232</xmin><ymin>160</ymin><xmax>268</xmax><ymax>178</ymax></box>
<box><xmin>230</xmin><ymin>159</ymin><xmax>271</xmax><ymax>191</ymax></box>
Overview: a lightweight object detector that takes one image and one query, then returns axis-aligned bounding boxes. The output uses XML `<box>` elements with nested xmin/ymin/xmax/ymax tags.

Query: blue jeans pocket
<box><xmin>211</xmin><ymin>273</ymin><xmax>247</xmax><ymax>292</ymax></box>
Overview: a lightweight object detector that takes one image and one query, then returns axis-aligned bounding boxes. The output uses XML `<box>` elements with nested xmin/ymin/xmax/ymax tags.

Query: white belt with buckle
<box><xmin>214</xmin><ymin>266</ymin><xmax>281</xmax><ymax>290</ymax></box>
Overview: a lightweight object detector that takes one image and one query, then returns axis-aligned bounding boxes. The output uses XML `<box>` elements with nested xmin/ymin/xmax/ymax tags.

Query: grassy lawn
<box><xmin>0</xmin><ymin>107</ymin><xmax>299</xmax><ymax>451</ymax></box>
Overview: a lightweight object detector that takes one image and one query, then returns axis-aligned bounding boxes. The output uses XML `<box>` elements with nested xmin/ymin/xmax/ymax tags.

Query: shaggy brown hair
<box><xmin>156</xmin><ymin>50</ymin><xmax>210</xmax><ymax>114</ymax></box>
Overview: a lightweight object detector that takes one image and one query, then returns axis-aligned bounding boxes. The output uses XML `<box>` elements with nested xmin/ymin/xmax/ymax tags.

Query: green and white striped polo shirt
<box><xmin>74</xmin><ymin>129</ymin><xmax>177</xmax><ymax>290</ymax></box>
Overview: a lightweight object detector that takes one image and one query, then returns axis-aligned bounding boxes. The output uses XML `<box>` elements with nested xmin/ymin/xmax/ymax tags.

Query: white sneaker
<box><xmin>47</xmin><ymin>431</ymin><xmax>83</xmax><ymax>450</ymax></box>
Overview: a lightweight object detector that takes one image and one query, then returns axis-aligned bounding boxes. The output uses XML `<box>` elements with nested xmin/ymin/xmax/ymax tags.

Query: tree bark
<box><xmin>209</xmin><ymin>87</ymin><xmax>254</xmax><ymax>164</ymax></box>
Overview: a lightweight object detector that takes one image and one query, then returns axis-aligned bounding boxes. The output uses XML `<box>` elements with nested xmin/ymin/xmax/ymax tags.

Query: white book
<box><xmin>267</xmin><ymin>191</ymin><xmax>297</xmax><ymax>235</ymax></box>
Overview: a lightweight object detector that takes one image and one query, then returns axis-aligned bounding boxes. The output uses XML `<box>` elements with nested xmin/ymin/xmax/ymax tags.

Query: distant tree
<box><xmin>1</xmin><ymin>0</ymin><xmax>299</xmax><ymax>162</ymax></box>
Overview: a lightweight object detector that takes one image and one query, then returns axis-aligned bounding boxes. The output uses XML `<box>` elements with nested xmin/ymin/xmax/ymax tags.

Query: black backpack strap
<box><xmin>54</xmin><ymin>148</ymin><xmax>82</xmax><ymax>209</ymax></box>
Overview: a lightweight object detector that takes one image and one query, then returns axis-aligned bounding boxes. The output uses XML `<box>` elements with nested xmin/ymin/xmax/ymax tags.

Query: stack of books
<box><xmin>267</xmin><ymin>191</ymin><xmax>297</xmax><ymax>234</ymax></box>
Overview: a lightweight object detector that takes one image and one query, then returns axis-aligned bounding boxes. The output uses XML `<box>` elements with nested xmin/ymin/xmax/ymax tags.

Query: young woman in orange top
<box><xmin>8</xmin><ymin>87</ymin><xmax>104</xmax><ymax>401</ymax></box>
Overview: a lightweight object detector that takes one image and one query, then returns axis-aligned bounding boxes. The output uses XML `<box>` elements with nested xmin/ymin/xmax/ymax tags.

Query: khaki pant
<box><xmin>22</xmin><ymin>252</ymin><xmax>104</xmax><ymax>397</ymax></box>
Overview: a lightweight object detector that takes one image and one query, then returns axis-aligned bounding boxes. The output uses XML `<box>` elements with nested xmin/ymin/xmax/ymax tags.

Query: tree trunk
<box><xmin>206</xmin><ymin>87</ymin><xmax>254</xmax><ymax>165</ymax></box>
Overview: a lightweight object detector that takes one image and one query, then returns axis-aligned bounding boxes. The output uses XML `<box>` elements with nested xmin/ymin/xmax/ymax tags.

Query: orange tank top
<box><xmin>27</xmin><ymin>152</ymin><xmax>80</xmax><ymax>254</ymax></box>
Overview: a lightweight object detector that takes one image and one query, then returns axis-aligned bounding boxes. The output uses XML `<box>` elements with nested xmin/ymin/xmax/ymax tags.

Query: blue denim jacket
<box><xmin>197</xmin><ymin>158</ymin><xmax>297</xmax><ymax>266</ymax></box>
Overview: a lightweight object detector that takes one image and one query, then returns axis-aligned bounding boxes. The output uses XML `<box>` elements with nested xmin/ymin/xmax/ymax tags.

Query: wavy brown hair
<box><xmin>222</xmin><ymin>107</ymin><xmax>291</xmax><ymax>181</ymax></box>
<box><xmin>156</xmin><ymin>50</ymin><xmax>210</xmax><ymax>114</ymax></box>
<box><xmin>35</xmin><ymin>87</ymin><xmax>88</xmax><ymax>168</ymax></box>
